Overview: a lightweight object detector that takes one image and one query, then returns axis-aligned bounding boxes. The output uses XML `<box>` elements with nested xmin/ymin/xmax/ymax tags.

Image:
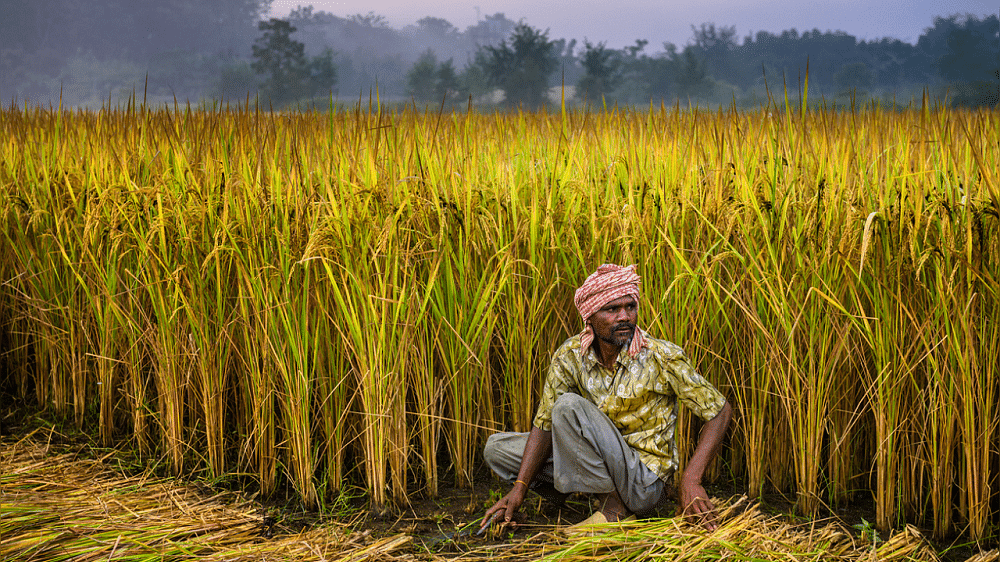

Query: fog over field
<box><xmin>1</xmin><ymin>0</ymin><xmax>997</xmax><ymax>108</ymax></box>
<box><xmin>268</xmin><ymin>0</ymin><xmax>996</xmax><ymax>48</ymax></box>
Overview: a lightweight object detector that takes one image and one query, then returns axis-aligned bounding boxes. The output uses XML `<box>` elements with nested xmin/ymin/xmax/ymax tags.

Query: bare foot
<box><xmin>599</xmin><ymin>490</ymin><xmax>633</xmax><ymax>522</ymax></box>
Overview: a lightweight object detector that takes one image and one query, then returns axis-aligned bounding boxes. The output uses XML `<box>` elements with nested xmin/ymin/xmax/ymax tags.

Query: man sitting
<box><xmin>480</xmin><ymin>263</ymin><xmax>732</xmax><ymax>532</ymax></box>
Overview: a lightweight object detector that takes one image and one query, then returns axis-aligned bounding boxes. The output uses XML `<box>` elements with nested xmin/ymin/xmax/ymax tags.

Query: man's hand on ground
<box><xmin>479</xmin><ymin>486</ymin><xmax>527</xmax><ymax>534</ymax></box>
<box><xmin>678</xmin><ymin>479</ymin><xmax>719</xmax><ymax>531</ymax></box>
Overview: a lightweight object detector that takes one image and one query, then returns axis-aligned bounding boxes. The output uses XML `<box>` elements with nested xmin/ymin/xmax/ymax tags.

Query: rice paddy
<box><xmin>1</xmin><ymin>95</ymin><xmax>999</xmax><ymax>559</ymax></box>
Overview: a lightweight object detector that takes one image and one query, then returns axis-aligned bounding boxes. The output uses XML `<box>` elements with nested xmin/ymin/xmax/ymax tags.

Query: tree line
<box><xmin>390</xmin><ymin>15</ymin><xmax>998</xmax><ymax>109</ymax></box>
<box><xmin>1</xmin><ymin>0</ymin><xmax>997</xmax><ymax>109</ymax></box>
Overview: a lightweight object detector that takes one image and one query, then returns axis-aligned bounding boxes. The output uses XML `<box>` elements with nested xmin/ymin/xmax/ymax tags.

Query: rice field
<box><xmin>1</xmin><ymin>95</ymin><xmax>998</xmax><ymax>551</ymax></box>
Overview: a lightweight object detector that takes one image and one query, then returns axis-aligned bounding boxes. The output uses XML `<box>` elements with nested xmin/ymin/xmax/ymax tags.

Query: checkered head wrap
<box><xmin>573</xmin><ymin>263</ymin><xmax>647</xmax><ymax>358</ymax></box>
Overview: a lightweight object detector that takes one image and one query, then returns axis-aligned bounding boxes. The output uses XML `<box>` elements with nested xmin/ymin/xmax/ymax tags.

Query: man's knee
<box><xmin>483</xmin><ymin>433</ymin><xmax>505</xmax><ymax>472</ymax></box>
<box><xmin>482</xmin><ymin>432</ymin><xmax>525</xmax><ymax>480</ymax></box>
<box><xmin>551</xmin><ymin>393</ymin><xmax>591</xmax><ymax>428</ymax></box>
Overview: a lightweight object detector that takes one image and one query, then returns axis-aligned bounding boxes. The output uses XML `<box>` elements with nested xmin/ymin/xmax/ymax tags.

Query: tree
<box><xmin>578</xmin><ymin>41</ymin><xmax>621</xmax><ymax>103</ymax></box>
<box><xmin>458</xmin><ymin>54</ymin><xmax>493</xmax><ymax>102</ymax></box>
<box><xmin>307</xmin><ymin>48</ymin><xmax>338</xmax><ymax>97</ymax></box>
<box><xmin>1</xmin><ymin>0</ymin><xmax>269</xmax><ymax>68</ymax></box>
<box><xmin>478</xmin><ymin>23</ymin><xmax>559</xmax><ymax>109</ymax></box>
<box><xmin>552</xmin><ymin>38</ymin><xmax>581</xmax><ymax>87</ymax></box>
<box><xmin>925</xmin><ymin>14</ymin><xmax>999</xmax><ymax>107</ymax></box>
<box><xmin>252</xmin><ymin>18</ymin><xmax>336</xmax><ymax>105</ymax></box>
<box><xmin>406</xmin><ymin>50</ymin><xmax>462</xmax><ymax>104</ymax></box>
<box><xmin>673</xmin><ymin>46</ymin><xmax>713</xmax><ymax>99</ymax></box>
<box><xmin>834</xmin><ymin>62</ymin><xmax>875</xmax><ymax>97</ymax></box>
<box><xmin>349</xmin><ymin>12</ymin><xmax>389</xmax><ymax>28</ymax></box>
<box><xmin>413</xmin><ymin>17</ymin><xmax>460</xmax><ymax>41</ymax></box>
<box><xmin>435</xmin><ymin>59</ymin><xmax>460</xmax><ymax>102</ymax></box>
<box><xmin>609</xmin><ymin>39</ymin><xmax>676</xmax><ymax>104</ymax></box>
<box><xmin>216</xmin><ymin>61</ymin><xmax>258</xmax><ymax>100</ymax></box>
<box><xmin>407</xmin><ymin>49</ymin><xmax>439</xmax><ymax>101</ymax></box>
<box><xmin>466</xmin><ymin>13</ymin><xmax>517</xmax><ymax>47</ymax></box>
<box><xmin>253</xmin><ymin>19</ymin><xmax>308</xmax><ymax>103</ymax></box>
<box><xmin>689</xmin><ymin>23</ymin><xmax>742</xmax><ymax>86</ymax></box>
<box><xmin>937</xmin><ymin>15</ymin><xmax>999</xmax><ymax>82</ymax></box>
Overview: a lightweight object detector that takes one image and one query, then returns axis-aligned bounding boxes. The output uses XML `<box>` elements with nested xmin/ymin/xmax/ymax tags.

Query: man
<box><xmin>480</xmin><ymin>263</ymin><xmax>732</xmax><ymax>533</ymax></box>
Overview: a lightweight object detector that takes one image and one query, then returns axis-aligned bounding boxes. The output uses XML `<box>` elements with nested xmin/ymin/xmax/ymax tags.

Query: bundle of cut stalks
<box><xmin>468</xmin><ymin>496</ymin><xmax>948</xmax><ymax>562</ymax></box>
<box><xmin>0</xmin><ymin>433</ymin><xmax>411</xmax><ymax>562</ymax></box>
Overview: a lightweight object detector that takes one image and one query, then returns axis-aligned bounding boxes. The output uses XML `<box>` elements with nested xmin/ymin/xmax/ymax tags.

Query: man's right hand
<box><xmin>479</xmin><ymin>482</ymin><xmax>528</xmax><ymax>534</ymax></box>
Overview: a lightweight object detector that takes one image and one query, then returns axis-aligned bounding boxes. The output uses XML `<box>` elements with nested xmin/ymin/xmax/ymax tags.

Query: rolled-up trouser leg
<box><xmin>483</xmin><ymin>431</ymin><xmax>556</xmax><ymax>485</ymax></box>
<box><xmin>550</xmin><ymin>393</ymin><xmax>665</xmax><ymax>515</ymax></box>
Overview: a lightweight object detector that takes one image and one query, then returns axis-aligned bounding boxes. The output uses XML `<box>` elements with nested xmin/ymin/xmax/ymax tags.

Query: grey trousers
<box><xmin>483</xmin><ymin>393</ymin><xmax>669</xmax><ymax>515</ymax></box>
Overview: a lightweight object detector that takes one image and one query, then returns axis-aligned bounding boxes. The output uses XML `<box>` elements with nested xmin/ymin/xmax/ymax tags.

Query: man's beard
<box><xmin>600</xmin><ymin>323</ymin><xmax>635</xmax><ymax>347</ymax></box>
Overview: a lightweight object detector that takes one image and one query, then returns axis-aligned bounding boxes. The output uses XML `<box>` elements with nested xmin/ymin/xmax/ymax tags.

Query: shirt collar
<box><xmin>582</xmin><ymin>337</ymin><xmax>635</xmax><ymax>372</ymax></box>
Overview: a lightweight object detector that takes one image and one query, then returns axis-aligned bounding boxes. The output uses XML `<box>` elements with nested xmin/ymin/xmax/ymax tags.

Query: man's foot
<box><xmin>563</xmin><ymin>510</ymin><xmax>636</xmax><ymax>536</ymax></box>
<box><xmin>562</xmin><ymin>490</ymin><xmax>635</xmax><ymax>536</ymax></box>
<box><xmin>598</xmin><ymin>490</ymin><xmax>633</xmax><ymax>522</ymax></box>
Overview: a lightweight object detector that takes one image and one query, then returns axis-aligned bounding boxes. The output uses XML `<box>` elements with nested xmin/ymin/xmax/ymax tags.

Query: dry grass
<box><xmin>0</xmin><ymin>431</ymin><xmax>409</xmax><ymax>562</ymax></box>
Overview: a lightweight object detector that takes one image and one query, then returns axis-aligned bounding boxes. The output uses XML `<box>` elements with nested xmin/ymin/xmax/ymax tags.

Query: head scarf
<box><xmin>573</xmin><ymin>263</ymin><xmax>647</xmax><ymax>358</ymax></box>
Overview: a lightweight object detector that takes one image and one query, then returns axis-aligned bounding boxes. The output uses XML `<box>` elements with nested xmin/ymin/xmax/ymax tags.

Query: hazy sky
<box><xmin>269</xmin><ymin>0</ymin><xmax>997</xmax><ymax>49</ymax></box>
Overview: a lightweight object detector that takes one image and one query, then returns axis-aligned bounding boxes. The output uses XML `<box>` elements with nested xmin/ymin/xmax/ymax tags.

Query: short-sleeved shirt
<box><xmin>532</xmin><ymin>332</ymin><xmax>726</xmax><ymax>480</ymax></box>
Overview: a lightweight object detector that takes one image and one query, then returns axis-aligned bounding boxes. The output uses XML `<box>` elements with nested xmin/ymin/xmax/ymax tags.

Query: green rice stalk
<box><xmin>322</xmin><ymin>208</ymin><xmax>415</xmax><ymax>509</ymax></box>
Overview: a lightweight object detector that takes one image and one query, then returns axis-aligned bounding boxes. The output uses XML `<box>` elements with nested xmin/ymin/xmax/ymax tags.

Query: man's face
<box><xmin>588</xmin><ymin>295</ymin><xmax>638</xmax><ymax>348</ymax></box>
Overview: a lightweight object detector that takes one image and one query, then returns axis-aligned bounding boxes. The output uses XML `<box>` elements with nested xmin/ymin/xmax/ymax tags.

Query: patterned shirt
<box><xmin>532</xmin><ymin>332</ymin><xmax>727</xmax><ymax>480</ymax></box>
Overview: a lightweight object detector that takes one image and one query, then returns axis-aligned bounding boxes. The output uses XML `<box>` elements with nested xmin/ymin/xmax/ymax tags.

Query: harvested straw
<box><xmin>446</xmin><ymin>497</ymin><xmax>955</xmax><ymax>562</ymax></box>
<box><xmin>0</xmin><ymin>433</ymin><xmax>409</xmax><ymax>562</ymax></box>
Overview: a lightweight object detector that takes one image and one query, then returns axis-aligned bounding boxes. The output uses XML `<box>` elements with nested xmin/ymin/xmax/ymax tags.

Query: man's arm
<box><xmin>678</xmin><ymin>400</ymin><xmax>732</xmax><ymax>531</ymax></box>
<box><xmin>479</xmin><ymin>426</ymin><xmax>552</xmax><ymax>533</ymax></box>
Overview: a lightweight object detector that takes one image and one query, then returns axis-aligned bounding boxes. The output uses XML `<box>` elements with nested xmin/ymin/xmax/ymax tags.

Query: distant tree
<box><xmin>307</xmin><ymin>48</ymin><xmax>338</xmax><ymax>97</ymax></box>
<box><xmin>937</xmin><ymin>15</ymin><xmax>999</xmax><ymax>83</ymax></box>
<box><xmin>673</xmin><ymin>45</ymin><xmax>713</xmax><ymax>99</ymax></box>
<box><xmin>350</xmin><ymin>12</ymin><xmax>389</xmax><ymax>28</ymax></box>
<box><xmin>937</xmin><ymin>15</ymin><xmax>1000</xmax><ymax>107</ymax></box>
<box><xmin>414</xmin><ymin>17</ymin><xmax>460</xmax><ymax>40</ymax></box>
<box><xmin>459</xmin><ymin>53</ymin><xmax>494</xmax><ymax>101</ymax></box>
<box><xmin>407</xmin><ymin>50</ymin><xmax>439</xmax><ymax>101</ymax></box>
<box><xmin>252</xmin><ymin>18</ymin><xmax>336</xmax><ymax>105</ymax></box>
<box><xmin>435</xmin><ymin>59</ymin><xmax>461</xmax><ymax>101</ymax></box>
<box><xmin>216</xmin><ymin>61</ymin><xmax>258</xmax><ymax>101</ymax></box>
<box><xmin>578</xmin><ymin>41</ymin><xmax>622</xmax><ymax>103</ymax></box>
<box><xmin>625</xmin><ymin>39</ymin><xmax>649</xmax><ymax>59</ymax></box>
<box><xmin>1</xmin><ymin>0</ymin><xmax>269</xmax><ymax>62</ymax></box>
<box><xmin>478</xmin><ymin>23</ymin><xmax>559</xmax><ymax>109</ymax></box>
<box><xmin>611</xmin><ymin>39</ymin><xmax>671</xmax><ymax>104</ymax></box>
<box><xmin>691</xmin><ymin>23</ymin><xmax>739</xmax><ymax>53</ymax></box>
<box><xmin>834</xmin><ymin>62</ymin><xmax>875</xmax><ymax>97</ymax></box>
<box><xmin>406</xmin><ymin>49</ymin><xmax>463</xmax><ymax>104</ymax></box>
<box><xmin>918</xmin><ymin>15</ymin><xmax>964</xmax><ymax>64</ymax></box>
<box><xmin>466</xmin><ymin>13</ymin><xmax>518</xmax><ymax>47</ymax></box>
<box><xmin>288</xmin><ymin>5</ymin><xmax>342</xmax><ymax>28</ymax></box>
<box><xmin>689</xmin><ymin>23</ymin><xmax>743</xmax><ymax>85</ymax></box>
<box><xmin>859</xmin><ymin>37</ymin><xmax>922</xmax><ymax>87</ymax></box>
<box><xmin>252</xmin><ymin>19</ymin><xmax>307</xmax><ymax>103</ymax></box>
<box><xmin>551</xmin><ymin>38</ymin><xmax>581</xmax><ymax>87</ymax></box>
<box><xmin>644</xmin><ymin>44</ymin><xmax>677</xmax><ymax>100</ymax></box>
